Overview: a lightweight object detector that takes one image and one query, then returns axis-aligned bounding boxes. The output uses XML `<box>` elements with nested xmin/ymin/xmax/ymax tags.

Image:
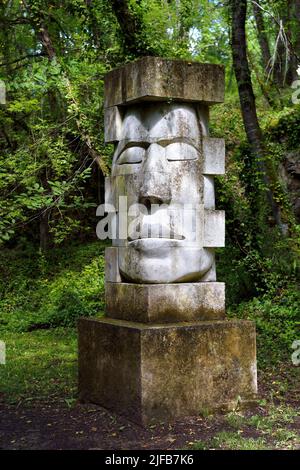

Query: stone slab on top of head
<box><xmin>104</xmin><ymin>57</ymin><xmax>224</xmax><ymax>109</ymax></box>
<box><xmin>103</xmin><ymin>57</ymin><xmax>225</xmax><ymax>284</ymax></box>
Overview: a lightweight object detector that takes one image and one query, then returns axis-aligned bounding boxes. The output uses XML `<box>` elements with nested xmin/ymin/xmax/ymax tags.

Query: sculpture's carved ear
<box><xmin>104</xmin><ymin>106</ymin><xmax>124</xmax><ymax>143</ymax></box>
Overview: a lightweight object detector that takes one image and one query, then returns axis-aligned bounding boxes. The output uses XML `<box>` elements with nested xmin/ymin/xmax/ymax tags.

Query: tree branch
<box><xmin>0</xmin><ymin>17</ymin><xmax>30</xmax><ymax>26</ymax></box>
<box><xmin>0</xmin><ymin>53</ymin><xmax>45</xmax><ymax>67</ymax></box>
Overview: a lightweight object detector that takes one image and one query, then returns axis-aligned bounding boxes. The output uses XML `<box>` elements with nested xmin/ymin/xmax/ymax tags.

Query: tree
<box><xmin>231</xmin><ymin>0</ymin><xmax>283</xmax><ymax>231</ymax></box>
<box><xmin>252</xmin><ymin>0</ymin><xmax>272</xmax><ymax>78</ymax></box>
<box><xmin>0</xmin><ymin>0</ymin><xmax>113</xmax><ymax>248</ymax></box>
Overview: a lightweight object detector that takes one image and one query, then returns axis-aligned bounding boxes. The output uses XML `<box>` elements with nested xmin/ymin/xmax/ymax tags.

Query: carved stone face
<box><xmin>109</xmin><ymin>102</ymin><xmax>214</xmax><ymax>283</ymax></box>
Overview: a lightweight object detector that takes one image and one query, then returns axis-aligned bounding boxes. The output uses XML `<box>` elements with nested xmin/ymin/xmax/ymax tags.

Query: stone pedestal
<box><xmin>78</xmin><ymin>317</ymin><xmax>257</xmax><ymax>425</ymax></box>
<box><xmin>105</xmin><ymin>282</ymin><xmax>225</xmax><ymax>322</ymax></box>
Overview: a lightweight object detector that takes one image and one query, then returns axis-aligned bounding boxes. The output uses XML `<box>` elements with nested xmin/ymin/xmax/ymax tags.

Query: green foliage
<box><xmin>229</xmin><ymin>286</ymin><xmax>300</xmax><ymax>365</ymax></box>
<box><xmin>265</xmin><ymin>104</ymin><xmax>300</xmax><ymax>150</ymax></box>
<box><xmin>0</xmin><ymin>0</ymin><xmax>116</xmax><ymax>245</ymax></box>
<box><xmin>210</xmin><ymin>92</ymin><xmax>300</xmax><ymax>298</ymax></box>
<box><xmin>0</xmin><ymin>0</ymin><xmax>299</xmax><ymax>371</ymax></box>
<box><xmin>125</xmin><ymin>0</ymin><xmax>231</xmax><ymax>62</ymax></box>
<box><xmin>210</xmin><ymin>432</ymin><xmax>268</xmax><ymax>450</ymax></box>
<box><xmin>0</xmin><ymin>241</ymin><xmax>106</xmax><ymax>332</ymax></box>
<box><xmin>211</xmin><ymin>99</ymin><xmax>300</xmax><ymax>366</ymax></box>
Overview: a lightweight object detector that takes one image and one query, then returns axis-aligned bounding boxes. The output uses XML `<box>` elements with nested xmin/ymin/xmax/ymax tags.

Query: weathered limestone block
<box><xmin>102</xmin><ymin>59</ymin><xmax>226</xmax><ymax>284</ymax></box>
<box><xmin>104</xmin><ymin>106</ymin><xmax>123</xmax><ymax>143</ymax></box>
<box><xmin>203</xmin><ymin>137</ymin><xmax>225</xmax><ymax>175</ymax></box>
<box><xmin>200</xmin><ymin>260</ymin><xmax>217</xmax><ymax>282</ymax></box>
<box><xmin>105</xmin><ymin>282</ymin><xmax>225</xmax><ymax>322</ymax></box>
<box><xmin>78</xmin><ymin>317</ymin><xmax>257</xmax><ymax>425</ymax></box>
<box><xmin>203</xmin><ymin>175</ymin><xmax>215</xmax><ymax>209</ymax></box>
<box><xmin>105</xmin><ymin>247</ymin><xmax>122</xmax><ymax>283</ymax></box>
<box><xmin>104</xmin><ymin>57</ymin><xmax>225</xmax><ymax>109</ymax></box>
<box><xmin>204</xmin><ymin>210</ymin><xmax>225</xmax><ymax>247</ymax></box>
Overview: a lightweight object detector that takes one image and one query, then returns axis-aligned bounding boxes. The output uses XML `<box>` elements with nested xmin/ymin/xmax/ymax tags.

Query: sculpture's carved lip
<box><xmin>128</xmin><ymin>234</ymin><xmax>185</xmax><ymax>242</ymax></box>
<box><xmin>127</xmin><ymin>238</ymin><xmax>186</xmax><ymax>252</ymax></box>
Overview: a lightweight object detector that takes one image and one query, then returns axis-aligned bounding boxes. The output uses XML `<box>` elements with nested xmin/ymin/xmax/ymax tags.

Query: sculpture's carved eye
<box><xmin>117</xmin><ymin>146</ymin><xmax>145</xmax><ymax>165</ymax></box>
<box><xmin>165</xmin><ymin>142</ymin><xmax>198</xmax><ymax>161</ymax></box>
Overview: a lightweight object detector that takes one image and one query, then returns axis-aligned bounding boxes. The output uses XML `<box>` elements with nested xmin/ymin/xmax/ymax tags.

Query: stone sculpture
<box><xmin>78</xmin><ymin>57</ymin><xmax>257</xmax><ymax>424</ymax></box>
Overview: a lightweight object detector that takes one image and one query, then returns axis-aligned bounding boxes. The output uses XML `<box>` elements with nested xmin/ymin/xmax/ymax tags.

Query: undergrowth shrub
<box><xmin>0</xmin><ymin>241</ymin><xmax>107</xmax><ymax>331</ymax></box>
<box><xmin>229</xmin><ymin>285</ymin><xmax>300</xmax><ymax>365</ymax></box>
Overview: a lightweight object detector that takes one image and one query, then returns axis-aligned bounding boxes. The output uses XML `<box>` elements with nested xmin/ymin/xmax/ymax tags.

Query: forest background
<box><xmin>0</xmin><ymin>0</ymin><xmax>300</xmax><ymax>450</ymax></box>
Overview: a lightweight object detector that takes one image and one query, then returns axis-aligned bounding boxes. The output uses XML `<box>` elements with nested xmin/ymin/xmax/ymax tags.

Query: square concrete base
<box><xmin>78</xmin><ymin>317</ymin><xmax>257</xmax><ymax>425</ymax></box>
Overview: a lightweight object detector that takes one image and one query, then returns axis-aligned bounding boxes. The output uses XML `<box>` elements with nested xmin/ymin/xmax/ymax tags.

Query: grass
<box><xmin>193</xmin><ymin>432</ymin><xmax>268</xmax><ymax>450</ymax></box>
<box><xmin>226</xmin><ymin>404</ymin><xmax>298</xmax><ymax>431</ymax></box>
<box><xmin>0</xmin><ymin>241</ymin><xmax>106</xmax><ymax>405</ymax></box>
<box><xmin>0</xmin><ymin>328</ymin><xmax>77</xmax><ymax>404</ymax></box>
<box><xmin>191</xmin><ymin>404</ymin><xmax>300</xmax><ymax>450</ymax></box>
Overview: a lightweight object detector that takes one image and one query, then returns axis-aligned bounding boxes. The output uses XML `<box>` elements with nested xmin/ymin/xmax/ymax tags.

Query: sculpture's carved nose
<box><xmin>139</xmin><ymin>143</ymin><xmax>171</xmax><ymax>207</ymax></box>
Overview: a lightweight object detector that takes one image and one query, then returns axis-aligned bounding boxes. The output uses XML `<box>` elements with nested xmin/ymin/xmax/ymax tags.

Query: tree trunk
<box><xmin>231</xmin><ymin>0</ymin><xmax>282</xmax><ymax>230</ymax></box>
<box><xmin>284</xmin><ymin>0</ymin><xmax>298</xmax><ymax>84</ymax></box>
<box><xmin>290</xmin><ymin>0</ymin><xmax>300</xmax><ymax>80</ymax></box>
<box><xmin>247</xmin><ymin>49</ymin><xmax>273</xmax><ymax>107</ymax></box>
<box><xmin>110</xmin><ymin>0</ymin><xmax>155</xmax><ymax>56</ymax></box>
<box><xmin>273</xmin><ymin>1</ymin><xmax>297</xmax><ymax>86</ymax></box>
<box><xmin>252</xmin><ymin>0</ymin><xmax>272</xmax><ymax>77</ymax></box>
<box><xmin>39</xmin><ymin>26</ymin><xmax>56</xmax><ymax>61</ymax></box>
<box><xmin>39</xmin><ymin>210</ymin><xmax>50</xmax><ymax>252</ymax></box>
<box><xmin>293</xmin><ymin>0</ymin><xmax>300</xmax><ymax>55</ymax></box>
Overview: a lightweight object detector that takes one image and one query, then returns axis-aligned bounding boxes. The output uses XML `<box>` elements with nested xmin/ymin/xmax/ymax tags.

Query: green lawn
<box><xmin>0</xmin><ymin>328</ymin><xmax>77</xmax><ymax>404</ymax></box>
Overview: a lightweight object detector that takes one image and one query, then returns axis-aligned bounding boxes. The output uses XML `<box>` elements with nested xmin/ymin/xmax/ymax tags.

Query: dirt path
<box><xmin>0</xmin><ymin>401</ymin><xmax>233</xmax><ymax>450</ymax></box>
